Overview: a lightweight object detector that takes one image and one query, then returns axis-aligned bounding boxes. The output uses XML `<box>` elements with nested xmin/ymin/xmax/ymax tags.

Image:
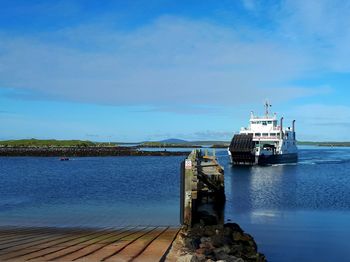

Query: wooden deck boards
<box><xmin>0</xmin><ymin>226</ymin><xmax>180</xmax><ymax>262</ymax></box>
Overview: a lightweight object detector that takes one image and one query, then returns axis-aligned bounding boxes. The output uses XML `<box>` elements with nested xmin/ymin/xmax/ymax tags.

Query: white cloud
<box><xmin>0</xmin><ymin>15</ymin><xmax>324</xmax><ymax>107</ymax></box>
<box><xmin>276</xmin><ymin>0</ymin><xmax>350</xmax><ymax>72</ymax></box>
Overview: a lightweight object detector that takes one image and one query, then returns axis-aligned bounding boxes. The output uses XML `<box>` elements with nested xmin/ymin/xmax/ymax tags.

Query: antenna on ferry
<box><xmin>264</xmin><ymin>100</ymin><xmax>271</xmax><ymax>117</ymax></box>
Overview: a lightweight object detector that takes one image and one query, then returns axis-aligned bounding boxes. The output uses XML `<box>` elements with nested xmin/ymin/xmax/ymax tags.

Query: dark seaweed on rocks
<box><xmin>166</xmin><ymin>223</ymin><xmax>267</xmax><ymax>262</ymax></box>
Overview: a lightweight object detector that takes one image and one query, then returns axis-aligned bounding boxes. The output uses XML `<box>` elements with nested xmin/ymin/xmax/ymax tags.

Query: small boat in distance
<box><xmin>228</xmin><ymin>102</ymin><xmax>298</xmax><ymax>165</ymax></box>
<box><xmin>60</xmin><ymin>157</ymin><xmax>69</xmax><ymax>161</ymax></box>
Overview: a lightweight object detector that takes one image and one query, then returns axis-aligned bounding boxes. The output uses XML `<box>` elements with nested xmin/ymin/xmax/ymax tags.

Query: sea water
<box><xmin>0</xmin><ymin>146</ymin><xmax>350</xmax><ymax>261</ymax></box>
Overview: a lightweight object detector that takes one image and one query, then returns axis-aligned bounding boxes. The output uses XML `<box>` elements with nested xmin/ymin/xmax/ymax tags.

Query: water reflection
<box><xmin>225</xmin><ymin>163</ymin><xmax>297</xmax><ymax>218</ymax></box>
<box><xmin>221</xmin><ymin>147</ymin><xmax>350</xmax><ymax>262</ymax></box>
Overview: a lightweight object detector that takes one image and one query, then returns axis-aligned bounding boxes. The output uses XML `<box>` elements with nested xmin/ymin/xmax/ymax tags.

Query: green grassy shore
<box><xmin>298</xmin><ymin>141</ymin><xmax>350</xmax><ymax>147</ymax></box>
<box><xmin>0</xmin><ymin>139</ymin><xmax>117</xmax><ymax>147</ymax></box>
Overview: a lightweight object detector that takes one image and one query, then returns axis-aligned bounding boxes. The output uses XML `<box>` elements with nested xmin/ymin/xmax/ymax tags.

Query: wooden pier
<box><xmin>0</xmin><ymin>226</ymin><xmax>179</xmax><ymax>262</ymax></box>
<box><xmin>180</xmin><ymin>149</ymin><xmax>225</xmax><ymax>226</ymax></box>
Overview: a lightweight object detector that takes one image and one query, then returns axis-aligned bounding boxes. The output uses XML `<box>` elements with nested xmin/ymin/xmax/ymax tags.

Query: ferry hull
<box><xmin>257</xmin><ymin>153</ymin><xmax>298</xmax><ymax>165</ymax></box>
<box><xmin>229</xmin><ymin>152</ymin><xmax>298</xmax><ymax>166</ymax></box>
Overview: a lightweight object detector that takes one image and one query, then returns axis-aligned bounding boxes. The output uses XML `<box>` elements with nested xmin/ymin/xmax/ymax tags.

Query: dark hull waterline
<box><xmin>257</xmin><ymin>153</ymin><xmax>298</xmax><ymax>165</ymax></box>
<box><xmin>230</xmin><ymin>152</ymin><xmax>298</xmax><ymax>166</ymax></box>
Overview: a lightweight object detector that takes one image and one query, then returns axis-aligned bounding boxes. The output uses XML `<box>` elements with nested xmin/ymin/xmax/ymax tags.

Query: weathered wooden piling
<box><xmin>180</xmin><ymin>149</ymin><xmax>225</xmax><ymax>227</ymax></box>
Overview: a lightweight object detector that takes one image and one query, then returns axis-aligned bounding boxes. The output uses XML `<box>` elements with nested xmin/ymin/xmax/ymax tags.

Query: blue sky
<box><xmin>1</xmin><ymin>0</ymin><xmax>350</xmax><ymax>142</ymax></box>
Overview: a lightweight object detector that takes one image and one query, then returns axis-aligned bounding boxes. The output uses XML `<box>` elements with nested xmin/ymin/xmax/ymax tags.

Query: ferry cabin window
<box><xmin>270</xmin><ymin>133</ymin><xmax>276</xmax><ymax>136</ymax></box>
<box><xmin>255</xmin><ymin>133</ymin><xmax>261</xmax><ymax>136</ymax></box>
<box><xmin>267</xmin><ymin>121</ymin><xmax>272</xmax><ymax>124</ymax></box>
<box><xmin>262</xmin><ymin>121</ymin><xmax>267</xmax><ymax>125</ymax></box>
<box><xmin>262</xmin><ymin>133</ymin><xmax>268</xmax><ymax>136</ymax></box>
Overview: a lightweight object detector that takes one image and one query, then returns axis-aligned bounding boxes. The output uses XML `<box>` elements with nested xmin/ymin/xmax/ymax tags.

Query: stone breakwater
<box><xmin>0</xmin><ymin>146</ymin><xmax>188</xmax><ymax>157</ymax></box>
<box><xmin>166</xmin><ymin>223</ymin><xmax>266</xmax><ymax>262</ymax></box>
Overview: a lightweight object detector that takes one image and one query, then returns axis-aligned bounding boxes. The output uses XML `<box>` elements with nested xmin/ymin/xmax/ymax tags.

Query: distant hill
<box><xmin>156</xmin><ymin>139</ymin><xmax>230</xmax><ymax>145</ymax></box>
<box><xmin>137</xmin><ymin>139</ymin><xmax>230</xmax><ymax>148</ymax></box>
<box><xmin>158</xmin><ymin>138</ymin><xmax>188</xmax><ymax>144</ymax></box>
<box><xmin>190</xmin><ymin>141</ymin><xmax>229</xmax><ymax>146</ymax></box>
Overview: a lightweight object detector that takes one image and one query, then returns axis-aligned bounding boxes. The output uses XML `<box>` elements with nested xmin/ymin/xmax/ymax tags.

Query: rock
<box><xmin>199</xmin><ymin>237</ymin><xmax>214</xmax><ymax>249</ymax></box>
<box><xmin>230</xmin><ymin>244</ymin><xmax>243</xmax><ymax>255</ymax></box>
<box><xmin>213</xmin><ymin>245</ymin><xmax>242</xmax><ymax>261</ymax></box>
<box><xmin>241</xmin><ymin>233</ymin><xmax>254</xmax><ymax>242</ymax></box>
<box><xmin>223</xmin><ymin>236</ymin><xmax>233</xmax><ymax>246</ymax></box>
<box><xmin>198</xmin><ymin>211</ymin><xmax>218</xmax><ymax>225</ymax></box>
<box><xmin>199</xmin><ymin>242</ymin><xmax>214</xmax><ymax>250</ymax></box>
<box><xmin>219</xmin><ymin>245</ymin><xmax>232</xmax><ymax>254</ymax></box>
<box><xmin>196</xmin><ymin>247</ymin><xmax>206</xmax><ymax>255</ymax></box>
<box><xmin>195</xmin><ymin>254</ymin><xmax>207</xmax><ymax>262</ymax></box>
<box><xmin>192</xmin><ymin>223</ymin><xmax>204</xmax><ymax>231</ymax></box>
<box><xmin>236</xmin><ymin>234</ymin><xmax>257</xmax><ymax>253</ymax></box>
<box><xmin>216</xmin><ymin>257</ymin><xmax>243</xmax><ymax>262</ymax></box>
<box><xmin>257</xmin><ymin>253</ymin><xmax>267</xmax><ymax>262</ymax></box>
<box><xmin>197</xmin><ymin>236</ymin><xmax>214</xmax><ymax>255</ymax></box>
<box><xmin>168</xmin><ymin>223</ymin><xmax>267</xmax><ymax>262</ymax></box>
<box><xmin>200</xmin><ymin>237</ymin><xmax>212</xmax><ymax>243</ymax></box>
<box><xmin>223</xmin><ymin>225</ymin><xmax>234</xmax><ymax>237</ymax></box>
<box><xmin>214</xmin><ymin>249</ymin><xmax>230</xmax><ymax>260</ymax></box>
<box><xmin>232</xmin><ymin>231</ymin><xmax>243</xmax><ymax>241</ymax></box>
<box><xmin>176</xmin><ymin>254</ymin><xmax>199</xmax><ymax>262</ymax></box>
<box><xmin>211</xmin><ymin>234</ymin><xmax>224</xmax><ymax>247</ymax></box>
<box><xmin>185</xmin><ymin>237</ymin><xmax>201</xmax><ymax>250</ymax></box>
<box><xmin>203</xmin><ymin>227</ymin><xmax>216</xmax><ymax>236</ymax></box>
<box><xmin>224</xmin><ymin>223</ymin><xmax>244</xmax><ymax>234</ymax></box>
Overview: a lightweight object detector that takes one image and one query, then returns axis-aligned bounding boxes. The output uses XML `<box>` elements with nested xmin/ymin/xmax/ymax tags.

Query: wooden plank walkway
<box><xmin>0</xmin><ymin>226</ymin><xmax>179</xmax><ymax>262</ymax></box>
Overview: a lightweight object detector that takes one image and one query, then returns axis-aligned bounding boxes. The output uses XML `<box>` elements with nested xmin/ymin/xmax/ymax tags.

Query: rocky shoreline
<box><xmin>0</xmin><ymin>146</ymin><xmax>188</xmax><ymax>157</ymax></box>
<box><xmin>166</xmin><ymin>223</ymin><xmax>266</xmax><ymax>262</ymax></box>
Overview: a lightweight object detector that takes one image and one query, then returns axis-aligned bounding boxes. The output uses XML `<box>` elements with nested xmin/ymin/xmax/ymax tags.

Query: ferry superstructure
<box><xmin>228</xmin><ymin>102</ymin><xmax>298</xmax><ymax>165</ymax></box>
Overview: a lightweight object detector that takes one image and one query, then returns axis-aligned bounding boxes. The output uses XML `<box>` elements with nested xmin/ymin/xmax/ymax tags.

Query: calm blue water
<box><xmin>1</xmin><ymin>146</ymin><xmax>350</xmax><ymax>261</ymax></box>
<box><xmin>0</xmin><ymin>156</ymin><xmax>182</xmax><ymax>227</ymax></box>
<box><xmin>220</xmin><ymin>146</ymin><xmax>350</xmax><ymax>262</ymax></box>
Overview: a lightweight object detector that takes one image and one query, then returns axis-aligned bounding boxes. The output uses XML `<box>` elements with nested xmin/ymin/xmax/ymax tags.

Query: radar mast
<box><xmin>265</xmin><ymin>100</ymin><xmax>271</xmax><ymax>117</ymax></box>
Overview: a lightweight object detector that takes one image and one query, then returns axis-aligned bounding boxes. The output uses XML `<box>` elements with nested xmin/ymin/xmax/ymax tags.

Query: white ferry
<box><xmin>228</xmin><ymin>102</ymin><xmax>298</xmax><ymax>165</ymax></box>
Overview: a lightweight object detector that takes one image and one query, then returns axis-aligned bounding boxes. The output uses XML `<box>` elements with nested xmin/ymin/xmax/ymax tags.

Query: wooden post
<box><xmin>181</xmin><ymin>151</ymin><xmax>196</xmax><ymax>226</ymax></box>
<box><xmin>180</xmin><ymin>161</ymin><xmax>185</xmax><ymax>225</ymax></box>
